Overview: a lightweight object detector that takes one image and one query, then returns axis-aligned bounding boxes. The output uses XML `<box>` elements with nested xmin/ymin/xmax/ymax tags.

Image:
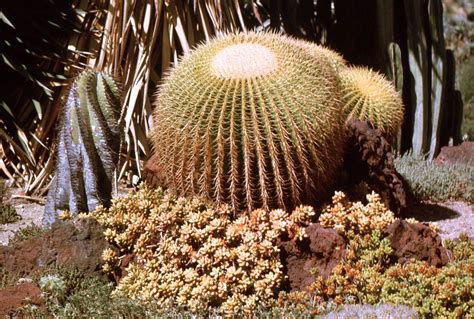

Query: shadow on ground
<box><xmin>403</xmin><ymin>203</ymin><xmax>460</xmax><ymax>222</ymax></box>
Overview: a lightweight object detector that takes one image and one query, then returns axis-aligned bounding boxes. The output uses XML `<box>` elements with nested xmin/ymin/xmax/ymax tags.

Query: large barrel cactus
<box><xmin>152</xmin><ymin>32</ymin><xmax>345</xmax><ymax>212</ymax></box>
<box><xmin>43</xmin><ymin>71</ymin><xmax>122</xmax><ymax>225</ymax></box>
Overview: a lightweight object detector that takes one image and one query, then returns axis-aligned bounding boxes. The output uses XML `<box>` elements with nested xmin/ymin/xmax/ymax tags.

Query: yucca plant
<box><xmin>152</xmin><ymin>32</ymin><xmax>345</xmax><ymax>211</ymax></box>
<box><xmin>43</xmin><ymin>71</ymin><xmax>122</xmax><ymax>225</ymax></box>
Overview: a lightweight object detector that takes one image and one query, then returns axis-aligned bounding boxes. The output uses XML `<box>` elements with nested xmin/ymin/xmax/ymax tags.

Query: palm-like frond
<box><xmin>0</xmin><ymin>0</ymin><xmax>85</xmax><ymax>194</ymax></box>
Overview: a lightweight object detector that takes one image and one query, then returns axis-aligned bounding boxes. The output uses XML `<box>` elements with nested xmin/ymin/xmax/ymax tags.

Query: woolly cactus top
<box><xmin>210</xmin><ymin>43</ymin><xmax>278</xmax><ymax>78</ymax></box>
<box><xmin>152</xmin><ymin>32</ymin><xmax>345</xmax><ymax>211</ymax></box>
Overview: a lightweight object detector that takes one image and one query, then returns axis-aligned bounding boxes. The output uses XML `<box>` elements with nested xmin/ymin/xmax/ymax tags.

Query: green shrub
<box><xmin>394</xmin><ymin>152</ymin><xmax>474</xmax><ymax>202</ymax></box>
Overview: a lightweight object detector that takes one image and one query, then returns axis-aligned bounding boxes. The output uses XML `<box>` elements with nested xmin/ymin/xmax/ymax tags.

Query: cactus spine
<box><xmin>43</xmin><ymin>71</ymin><xmax>122</xmax><ymax>225</ymax></box>
<box><xmin>152</xmin><ymin>32</ymin><xmax>345</xmax><ymax>212</ymax></box>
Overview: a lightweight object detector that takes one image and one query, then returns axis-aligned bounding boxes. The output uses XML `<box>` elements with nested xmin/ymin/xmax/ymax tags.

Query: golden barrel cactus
<box><xmin>152</xmin><ymin>32</ymin><xmax>345</xmax><ymax>212</ymax></box>
<box><xmin>339</xmin><ymin>67</ymin><xmax>404</xmax><ymax>138</ymax></box>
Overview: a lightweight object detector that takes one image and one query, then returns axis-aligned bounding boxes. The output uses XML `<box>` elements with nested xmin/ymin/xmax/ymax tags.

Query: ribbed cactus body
<box><xmin>339</xmin><ymin>67</ymin><xmax>404</xmax><ymax>138</ymax></box>
<box><xmin>43</xmin><ymin>71</ymin><xmax>122</xmax><ymax>225</ymax></box>
<box><xmin>152</xmin><ymin>33</ymin><xmax>345</xmax><ymax>212</ymax></box>
<box><xmin>285</xmin><ymin>38</ymin><xmax>347</xmax><ymax>72</ymax></box>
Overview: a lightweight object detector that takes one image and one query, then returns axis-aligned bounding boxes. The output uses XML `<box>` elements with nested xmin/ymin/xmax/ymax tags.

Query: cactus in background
<box><xmin>339</xmin><ymin>67</ymin><xmax>404</xmax><ymax>139</ymax></box>
<box><xmin>152</xmin><ymin>32</ymin><xmax>345</xmax><ymax>212</ymax></box>
<box><xmin>43</xmin><ymin>71</ymin><xmax>122</xmax><ymax>226</ymax></box>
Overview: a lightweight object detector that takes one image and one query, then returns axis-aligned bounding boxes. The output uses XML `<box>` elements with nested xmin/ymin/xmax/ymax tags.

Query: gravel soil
<box><xmin>0</xmin><ymin>184</ymin><xmax>132</xmax><ymax>246</ymax></box>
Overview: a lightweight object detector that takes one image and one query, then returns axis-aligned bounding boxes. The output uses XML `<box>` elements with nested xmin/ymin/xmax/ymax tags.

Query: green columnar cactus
<box><xmin>43</xmin><ymin>71</ymin><xmax>122</xmax><ymax>225</ymax></box>
<box><xmin>152</xmin><ymin>32</ymin><xmax>345</xmax><ymax>212</ymax></box>
<box><xmin>338</xmin><ymin>67</ymin><xmax>404</xmax><ymax>138</ymax></box>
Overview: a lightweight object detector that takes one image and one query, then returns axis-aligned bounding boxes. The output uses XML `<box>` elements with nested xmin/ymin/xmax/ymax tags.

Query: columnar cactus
<box><xmin>152</xmin><ymin>32</ymin><xmax>345</xmax><ymax>212</ymax></box>
<box><xmin>43</xmin><ymin>71</ymin><xmax>122</xmax><ymax>225</ymax></box>
<box><xmin>339</xmin><ymin>67</ymin><xmax>404</xmax><ymax>138</ymax></box>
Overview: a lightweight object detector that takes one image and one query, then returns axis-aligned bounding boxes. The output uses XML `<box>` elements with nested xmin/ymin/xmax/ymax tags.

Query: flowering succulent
<box><xmin>94</xmin><ymin>184</ymin><xmax>314</xmax><ymax>315</ymax></box>
<box><xmin>319</xmin><ymin>191</ymin><xmax>395</xmax><ymax>239</ymax></box>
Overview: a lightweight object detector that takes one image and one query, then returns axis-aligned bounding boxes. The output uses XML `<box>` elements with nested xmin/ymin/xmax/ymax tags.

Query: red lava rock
<box><xmin>279</xmin><ymin>224</ymin><xmax>346</xmax><ymax>291</ymax></box>
<box><xmin>0</xmin><ymin>218</ymin><xmax>116</xmax><ymax>277</ymax></box>
<box><xmin>434</xmin><ymin>141</ymin><xmax>474</xmax><ymax>167</ymax></box>
<box><xmin>0</xmin><ymin>283</ymin><xmax>43</xmax><ymax>317</ymax></box>
<box><xmin>344</xmin><ymin>118</ymin><xmax>410</xmax><ymax>216</ymax></box>
<box><xmin>385</xmin><ymin>220</ymin><xmax>450</xmax><ymax>267</ymax></box>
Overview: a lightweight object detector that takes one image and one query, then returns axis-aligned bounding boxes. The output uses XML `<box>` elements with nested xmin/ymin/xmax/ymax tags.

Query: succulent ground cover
<box><xmin>394</xmin><ymin>152</ymin><xmax>474</xmax><ymax>203</ymax></box>
<box><xmin>94</xmin><ymin>184</ymin><xmax>315</xmax><ymax>314</ymax></box>
<box><xmin>0</xmin><ymin>183</ymin><xmax>472</xmax><ymax>317</ymax></box>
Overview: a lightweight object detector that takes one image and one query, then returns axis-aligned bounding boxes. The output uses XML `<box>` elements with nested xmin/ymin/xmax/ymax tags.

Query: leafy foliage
<box><xmin>394</xmin><ymin>153</ymin><xmax>474</xmax><ymax>202</ymax></box>
<box><xmin>0</xmin><ymin>0</ymin><xmax>83</xmax><ymax>194</ymax></box>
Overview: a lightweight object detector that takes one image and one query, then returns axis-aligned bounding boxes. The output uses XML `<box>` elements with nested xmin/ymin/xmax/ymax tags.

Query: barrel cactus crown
<box><xmin>339</xmin><ymin>67</ymin><xmax>404</xmax><ymax>138</ymax></box>
<box><xmin>152</xmin><ymin>32</ymin><xmax>345</xmax><ymax>212</ymax></box>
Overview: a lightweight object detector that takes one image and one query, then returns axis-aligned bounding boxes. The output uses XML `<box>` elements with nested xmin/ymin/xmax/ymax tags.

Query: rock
<box><xmin>279</xmin><ymin>224</ymin><xmax>346</xmax><ymax>291</ymax></box>
<box><xmin>343</xmin><ymin>118</ymin><xmax>412</xmax><ymax>216</ymax></box>
<box><xmin>385</xmin><ymin>220</ymin><xmax>450</xmax><ymax>267</ymax></box>
<box><xmin>434</xmin><ymin>141</ymin><xmax>474</xmax><ymax>167</ymax></box>
<box><xmin>0</xmin><ymin>283</ymin><xmax>43</xmax><ymax>317</ymax></box>
<box><xmin>0</xmin><ymin>218</ymin><xmax>115</xmax><ymax>277</ymax></box>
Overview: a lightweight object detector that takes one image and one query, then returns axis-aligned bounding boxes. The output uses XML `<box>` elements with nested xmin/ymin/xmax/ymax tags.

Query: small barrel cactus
<box><xmin>43</xmin><ymin>71</ymin><xmax>122</xmax><ymax>226</ymax></box>
<box><xmin>152</xmin><ymin>32</ymin><xmax>345</xmax><ymax>212</ymax></box>
<box><xmin>339</xmin><ymin>66</ymin><xmax>404</xmax><ymax>138</ymax></box>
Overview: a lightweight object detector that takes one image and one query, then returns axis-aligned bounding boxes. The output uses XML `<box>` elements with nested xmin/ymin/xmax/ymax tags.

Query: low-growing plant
<box><xmin>304</xmin><ymin>231</ymin><xmax>474</xmax><ymax>318</ymax></box>
<box><xmin>319</xmin><ymin>191</ymin><xmax>395</xmax><ymax>239</ymax></box>
<box><xmin>8</xmin><ymin>224</ymin><xmax>46</xmax><ymax>245</ymax></box>
<box><xmin>0</xmin><ymin>179</ymin><xmax>20</xmax><ymax>224</ymax></box>
<box><xmin>394</xmin><ymin>152</ymin><xmax>474</xmax><ymax>202</ymax></box>
<box><xmin>13</xmin><ymin>267</ymin><xmax>199</xmax><ymax>318</ymax></box>
<box><xmin>93</xmin><ymin>183</ymin><xmax>315</xmax><ymax>315</ymax></box>
<box><xmin>0</xmin><ymin>203</ymin><xmax>20</xmax><ymax>224</ymax></box>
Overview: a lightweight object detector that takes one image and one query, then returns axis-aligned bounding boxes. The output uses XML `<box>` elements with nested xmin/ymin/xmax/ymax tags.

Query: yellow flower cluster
<box><xmin>94</xmin><ymin>184</ymin><xmax>315</xmax><ymax>314</ymax></box>
<box><xmin>319</xmin><ymin>191</ymin><xmax>395</xmax><ymax>238</ymax></box>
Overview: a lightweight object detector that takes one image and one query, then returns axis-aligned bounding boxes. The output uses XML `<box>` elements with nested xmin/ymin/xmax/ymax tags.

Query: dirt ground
<box><xmin>0</xmin><ymin>184</ymin><xmax>133</xmax><ymax>246</ymax></box>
